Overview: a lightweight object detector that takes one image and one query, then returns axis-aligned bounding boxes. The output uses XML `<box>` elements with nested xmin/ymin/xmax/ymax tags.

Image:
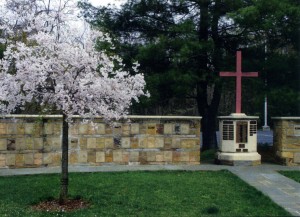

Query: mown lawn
<box><xmin>279</xmin><ymin>171</ymin><xmax>300</xmax><ymax>183</ymax></box>
<box><xmin>0</xmin><ymin>170</ymin><xmax>291</xmax><ymax>217</ymax></box>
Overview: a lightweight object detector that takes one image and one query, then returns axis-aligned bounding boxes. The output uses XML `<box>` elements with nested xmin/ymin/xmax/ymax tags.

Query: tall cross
<box><xmin>220</xmin><ymin>51</ymin><xmax>258</xmax><ymax>113</ymax></box>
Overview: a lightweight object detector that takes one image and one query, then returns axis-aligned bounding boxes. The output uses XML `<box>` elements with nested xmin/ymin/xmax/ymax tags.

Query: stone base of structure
<box><xmin>215</xmin><ymin>152</ymin><xmax>261</xmax><ymax>166</ymax></box>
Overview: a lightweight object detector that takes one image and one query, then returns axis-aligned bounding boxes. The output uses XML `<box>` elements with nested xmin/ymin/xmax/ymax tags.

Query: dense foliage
<box><xmin>80</xmin><ymin>0</ymin><xmax>300</xmax><ymax>149</ymax></box>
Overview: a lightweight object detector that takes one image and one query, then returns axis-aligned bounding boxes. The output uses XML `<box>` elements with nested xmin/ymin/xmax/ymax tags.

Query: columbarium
<box><xmin>216</xmin><ymin>51</ymin><xmax>261</xmax><ymax>166</ymax></box>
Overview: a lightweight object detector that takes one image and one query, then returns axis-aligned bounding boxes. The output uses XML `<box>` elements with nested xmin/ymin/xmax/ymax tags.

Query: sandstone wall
<box><xmin>0</xmin><ymin>115</ymin><xmax>201</xmax><ymax>168</ymax></box>
<box><xmin>272</xmin><ymin>117</ymin><xmax>300</xmax><ymax>166</ymax></box>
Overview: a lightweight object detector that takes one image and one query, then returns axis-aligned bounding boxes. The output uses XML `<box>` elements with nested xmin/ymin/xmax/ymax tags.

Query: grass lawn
<box><xmin>0</xmin><ymin>170</ymin><xmax>291</xmax><ymax>217</ymax></box>
<box><xmin>279</xmin><ymin>171</ymin><xmax>300</xmax><ymax>183</ymax></box>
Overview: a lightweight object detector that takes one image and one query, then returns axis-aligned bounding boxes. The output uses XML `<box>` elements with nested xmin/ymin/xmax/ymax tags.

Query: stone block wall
<box><xmin>0</xmin><ymin>115</ymin><xmax>201</xmax><ymax>168</ymax></box>
<box><xmin>272</xmin><ymin>117</ymin><xmax>300</xmax><ymax>166</ymax></box>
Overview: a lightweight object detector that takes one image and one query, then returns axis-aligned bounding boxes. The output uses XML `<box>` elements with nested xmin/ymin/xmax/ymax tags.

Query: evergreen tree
<box><xmin>80</xmin><ymin>0</ymin><xmax>300</xmax><ymax>149</ymax></box>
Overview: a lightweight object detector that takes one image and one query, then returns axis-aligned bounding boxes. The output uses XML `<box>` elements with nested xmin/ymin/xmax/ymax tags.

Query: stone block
<box><xmin>122</xmin><ymin>124</ymin><xmax>130</xmax><ymax>136</ymax></box>
<box><xmin>147</xmin><ymin>124</ymin><xmax>156</xmax><ymax>135</ymax></box>
<box><xmin>0</xmin><ymin>139</ymin><xmax>7</xmax><ymax>151</ymax></box>
<box><xmin>79</xmin><ymin>124</ymin><xmax>88</xmax><ymax>135</ymax></box>
<box><xmin>189</xmin><ymin>151</ymin><xmax>200</xmax><ymax>162</ymax></box>
<box><xmin>280</xmin><ymin>152</ymin><xmax>294</xmax><ymax>158</ymax></box>
<box><xmin>25</xmin><ymin>123</ymin><xmax>35</xmax><ymax>135</ymax></box>
<box><xmin>181</xmin><ymin>139</ymin><xmax>196</xmax><ymax>149</ymax></box>
<box><xmin>146</xmin><ymin>137</ymin><xmax>155</xmax><ymax>148</ymax></box>
<box><xmin>121</xmin><ymin>137</ymin><xmax>130</xmax><ymax>148</ymax></box>
<box><xmin>156</xmin><ymin>124</ymin><xmax>164</xmax><ymax>134</ymax></box>
<box><xmin>53</xmin><ymin>124</ymin><xmax>61</xmax><ymax>135</ymax></box>
<box><xmin>15</xmin><ymin>154</ymin><xmax>24</xmax><ymax>167</ymax></box>
<box><xmin>70</xmin><ymin>123</ymin><xmax>79</xmax><ymax>135</ymax></box>
<box><xmin>147</xmin><ymin>152</ymin><xmax>156</xmax><ymax>162</ymax></box>
<box><xmin>34</xmin><ymin>153</ymin><xmax>43</xmax><ymax>165</ymax></box>
<box><xmin>122</xmin><ymin>151</ymin><xmax>129</xmax><ymax>163</ymax></box>
<box><xmin>7</xmin><ymin>123</ymin><xmax>17</xmax><ymax>134</ymax></box>
<box><xmin>96</xmin><ymin>152</ymin><xmax>105</xmax><ymax>163</ymax></box>
<box><xmin>139</xmin><ymin>152</ymin><xmax>147</xmax><ymax>164</ymax></box>
<box><xmin>96</xmin><ymin>124</ymin><xmax>106</xmax><ymax>135</ymax></box>
<box><xmin>172</xmin><ymin>152</ymin><xmax>180</xmax><ymax>162</ymax></box>
<box><xmin>87</xmin><ymin>151</ymin><xmax>96</xmax><ymax>163</ymax></box>
<box><xmin>0</xmin><ymin>156</ymin><xmax>5</xmax><ymax>167</ymax></box>
<box><xmin>25</xmin><ymin>138</ymin><xmax>34</xmax><ymax>150</ymax></box>
<box><xmin>17</xmin><ymin>124</ymin><xmax>25</xmax><ymax>135</ymax></box>
<box><xmin>87</xmin><ymin>124</ymin><xmax>97</xmax><ymax>135</ymax></box>
<box><xmin>78</xmin><ymin>151</ymin><xmax>88</xmax><ymax>163</ymax></box>
<box><xmin>130</xmin><ymin>137</ymin><xmax>139</xmax><ymax>148</ymax></box>
<box><xmin>105</xmin><ymin>125</ymin><xmax>113</xmax><ymax>135</ymax></box>
<box><xmin>105</xmin><ymin>138</ymin><xmax>114</xmax><ymax>149</ymax></box>
<box><xmin>43</xmin><ymin>153</ymin><xmax>52</xmax><ymax>164</ymax></box>
<box><xmin>294</xmin><ymin>152</ymin><xmax>300</xmax><ymax>163</ymax></box>
<box><xmin>0</xmin><ymin>123</ymin><xmax>7</xmax><ymax>135</ymax></box>
<box><xmin>69</xmin><ymin>152</ymin><xmax>78</xmax><ymax>164</ymax></box>
<box><xmin>96</xmin><ymin>138</ymin><xmax>105</xmax><ymax>149</ymax></box>
<box><xmin>164</xmin><ymin>124</ymin><xmax>173</xmax><ymax>134</ymax></box>
<box><xmin>180</xmin><ymin>152</ymin><xmax>189</xmax><ymax>162</ymax></box>
<box><xmin>34</xmin><ymin>138</ymin><xmax>43</xmax><ymax>150</ymax></box>
<box><xmin>44</xmin><ymin>123</ymin><xmax>53</xmax><ymax>135</ymax></box>
<box><xmin>69</xmin><ymin>138</ymin><xmax>78</xmax><ymax>149</ymax></box>
<box><xmin>105</xmin><ymin>150</ymin><xmax>113</xmax><ymax>162</ymax></box>
<box><xmin>79</xmin><ymin>138</ymin><xmax>87</xmax><ymax>149</ymax></box>
<box><xmin>113</xmin><ymin>124</ymin><xmax>122</xmax><ymax>135</ymax></box>
<box><xmin>7</xmin><ymin>139</ymin><xmax>15</xmax><ymax>151</ymax></box>
<box><xmin>172</xmin><ymin>138</ymin><xmax>181</xmax><ymax>148</ymax></box>
<box><xmin>24</xmin><ymin>153</ymin><xmax>34</xmax><ymax>165</ymax></box>
<box><xmin>139</xmin><ymin>124</ymin><xmax>147</xmax><ymax>134</ymax></box>
<box><xmin>16</xmin><ymin>138</ymin><xmax>25</xmax><ymax>150</ymax></box>
<box><xmin>129</xmin><ymin>151</ymin><xmax>139</xmax><ymax>162</ymax></box>
<box><xmin>156</xmin><ymin>137</ymin><xmax>164</xmax><ymax>148</ymax></box>
<box><xmin>87</xmin><ymin>138</ymin><xmax>97</xmax><ymax>149</ymax></box>
<box><xmin>156</xmin><ymin>153</ymin><xmax>164</xmax><ymax>162</ymax></box>
<box><xmin>181</xmin><ymin>124</ymin><xmax>190</xmax><ymax>134</ymax></box>
<box><xmin>52</xmin><ymin>153</ymin><xmax>61</xmax><ymax>166</ymax></box>
<box><xmin>0</xmin><ymin>154</ymin><xmax>5</xmax><ymax>161</ymax></box>
<box><xmin>131</xmin><ymin>124</ymin><xmax>139</xmax><ymax>135</ymax></box>
<box><xmin>164</xmin><ymin>137</ymin><xmax>172</xmax><ymax>149</ymax></box>
<box><xmin>6</xmin><ymin>154</ymin><xmax>15</xmax><ymax>166</ymax></box>
<box><xmin>164</xmin><ymin>151</ymin><xmax>173</xmax><ymax>162</ymax></box>
<box><xmin>113</xmin><ymin>150</ymin><xmax>123</xmax><ymax>162</ymax></box>
<box><xmin>47</xmin><ymin>138</ymin><xmax>61</xmax><ymax>150</ymax></box>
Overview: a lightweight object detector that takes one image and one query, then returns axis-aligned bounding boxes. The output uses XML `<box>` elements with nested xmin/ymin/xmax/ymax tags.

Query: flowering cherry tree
<box><xmin>0</xmin><ymin>0</ymin><xmax>148</xmax><ymax>203</ymax></box>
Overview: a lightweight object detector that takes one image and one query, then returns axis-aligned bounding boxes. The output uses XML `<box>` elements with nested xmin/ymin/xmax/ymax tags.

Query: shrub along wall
<box><xmin>0</xmin><ymin>115</ymin><xmax>201</xmax><ymax>168</ymax></box>
<box><xmin>272</xmin><ymin>117</ymin><xmax>300</xmax><ymax>166</ymax></box>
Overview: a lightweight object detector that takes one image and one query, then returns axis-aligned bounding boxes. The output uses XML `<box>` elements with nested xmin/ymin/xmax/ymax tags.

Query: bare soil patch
<box><xmin>32</xmin><ymin>198</ymin><xmax>90</xmax><ymax>212</ymax></box>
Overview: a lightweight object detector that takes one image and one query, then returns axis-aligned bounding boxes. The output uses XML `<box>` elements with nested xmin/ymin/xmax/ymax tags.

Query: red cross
<box><xmin>220</xmin><ymin>51</ymin><xmax>258</xmax><ymax>113</ymax></box>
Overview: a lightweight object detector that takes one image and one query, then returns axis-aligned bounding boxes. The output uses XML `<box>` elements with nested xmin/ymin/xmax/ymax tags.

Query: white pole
<box><xmin>263</xmin><ymin>95</ymin><xmax>270</xmax><ymax>131</ymax></box>
<box><xmin>263</xmin><ymin>42</ymin><xmax>270</xmax><ymax>131</ymax></box>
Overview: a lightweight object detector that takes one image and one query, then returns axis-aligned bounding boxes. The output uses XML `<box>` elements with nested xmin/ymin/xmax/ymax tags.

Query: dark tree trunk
<box><xmin>199</xmin><ymin>85</ymin><xmax>222</xmax><ymax>151</ymax></box>
<box><xmin>197</xmin><ymin>0</ymin><xmax>222</xmax><ymax>151</ymax></box>
<box><xmin>59</xmin><ymin>113</ymin><xmax>69</xmax><ymax>204</ymax></box>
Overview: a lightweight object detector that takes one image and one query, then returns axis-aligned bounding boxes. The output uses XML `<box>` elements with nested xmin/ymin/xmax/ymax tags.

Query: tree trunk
<box><xmin>59</xmin><ymin>114</ymin><xmax>69</xmax><ymax>204</ymax></box>
<box><xmin>199</xmin><ymin>85</ymin><xmax>221</xmax><ymax>151</ymax></box>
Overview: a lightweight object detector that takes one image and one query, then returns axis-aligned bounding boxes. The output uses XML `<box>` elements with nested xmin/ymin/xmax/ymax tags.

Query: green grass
<box><xmin>0</xmin><ymin>170</ymin><xmax>291</xmax><ymax>217</ymax></box>
<box><xmin>279</xmin><ymin>171</ymin><xmax>300</xmax><ymax>183</ymax></box>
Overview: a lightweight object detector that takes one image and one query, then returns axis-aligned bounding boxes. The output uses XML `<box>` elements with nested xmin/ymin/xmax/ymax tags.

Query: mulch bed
<box><xmin>32</xmin><ymin>198</ymin><xmax>90</xmax><ymax>212</ymax></box>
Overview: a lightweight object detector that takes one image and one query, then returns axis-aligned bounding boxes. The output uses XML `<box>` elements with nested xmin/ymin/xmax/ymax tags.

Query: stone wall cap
<box><xmin>218</xmin><ymin>113</ymin><xmax>259</xmax><ymax>120</ymax></box>
<box><xmin>1</xmin><ymin>114</ymin><xmax>63</xmax><ymax>119</ymax></box>
<box><xmin>126</xmin><ymin>115</ymin><xmax>202</xmax><ymax>120</ymax></box>
<box><xmin>1</xmin><ymin>114</ymin><xmax>202</xmax><ymax>120</ymax></box>
<box><xmin>272</xmin><ymin>117</ymin><xmax>300</xmax><ymax>120</ymax></box>
<box><xmin>70</xmin><ymin>115</ymin><xmax>202</xmax><ymax>120</ymax></box>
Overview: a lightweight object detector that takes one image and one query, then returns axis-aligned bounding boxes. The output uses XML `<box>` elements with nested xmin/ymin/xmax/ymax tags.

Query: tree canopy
<box><xmin>0</xmin><ymin>0</ymin><xmax>148</xmax><ymax>202</ymax></box>
<box><xmin>80</xmin><ymin>0</ymin><xmax>300</xmax><ymax>150</ymax></box>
